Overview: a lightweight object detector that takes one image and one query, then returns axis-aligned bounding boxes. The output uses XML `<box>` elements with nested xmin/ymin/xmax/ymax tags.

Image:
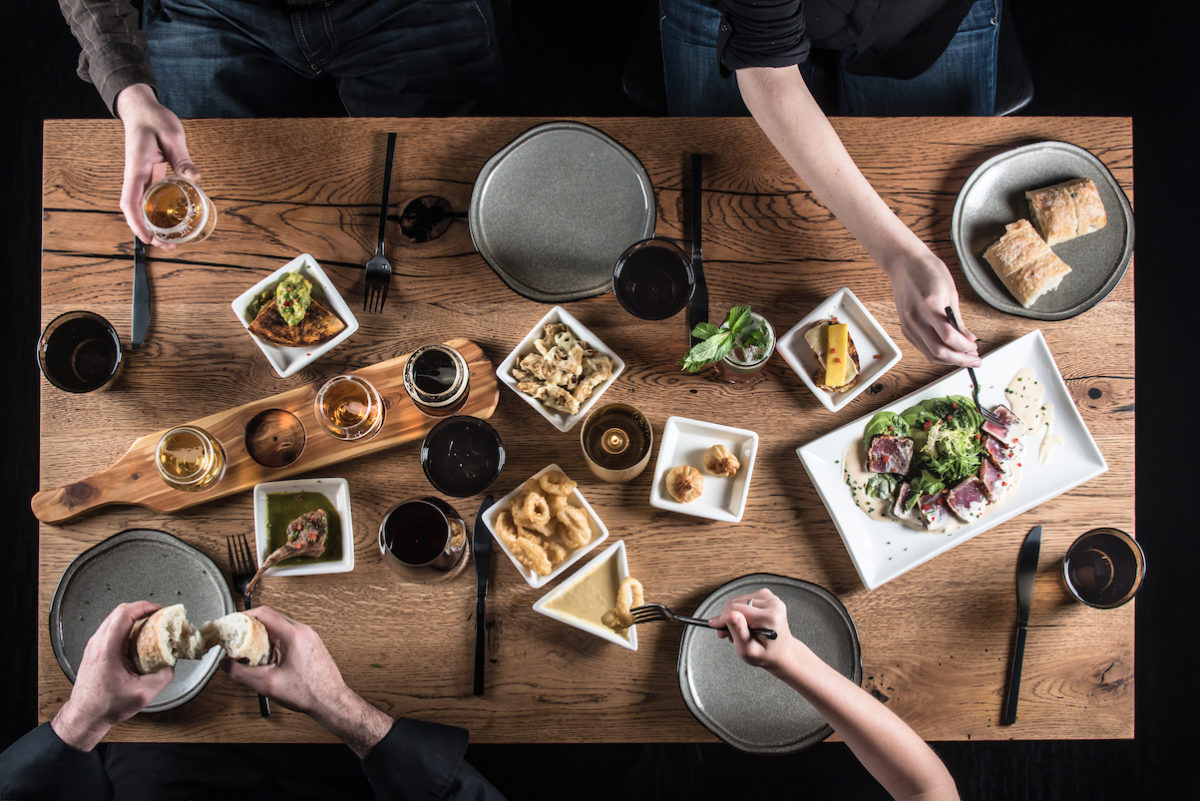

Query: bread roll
<box><xmin>128</xmin><ymin>604</ymin><xmax>204</xmax><ymax>675</ymax></box>
<box><xmin>1025</xmin><ymin>177</ymin><xmax>1107</xmax><ymax>245</ymax></box>
<box><xmin>982</xmin><ymin>219</ymin><xmax>1073</xmax><ymax>308</ymax></box>
<box><xmin>201</xmin><ymin>612</ymin><xmax>271</xmax><ymax>666</ymax></box>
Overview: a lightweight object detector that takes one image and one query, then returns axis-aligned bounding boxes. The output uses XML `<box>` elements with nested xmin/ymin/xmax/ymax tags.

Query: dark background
<box><xmin>3</xmin><ymin>1</ymin><xmax>1193</xmax><ymax>798</ymax></box>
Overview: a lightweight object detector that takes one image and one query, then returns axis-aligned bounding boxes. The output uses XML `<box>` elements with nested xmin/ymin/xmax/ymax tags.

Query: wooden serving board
<box><xmin>32</xmin><ymin>338</ymin><xmax>497</xmax><ymax>523</ymax></box>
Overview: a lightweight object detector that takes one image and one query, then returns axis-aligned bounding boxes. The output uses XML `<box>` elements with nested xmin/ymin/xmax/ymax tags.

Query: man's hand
<box><xmin>51</xmin><ymin>601</ymin><xmax>174</xmax><ymax>752</ymax></box>
<box><xmin>882</xmin><ymin>247</ymin><xmax>980</xmax><ymax>368</ymax></box>
<box><xmin>224</xmin><ymin>607</ymin><xmax>393</xmax><ymax>758</ymax></box>
<box><xmin>114</xmin><ymin>83</ymin><xmax>199</xmax><ymax>247</ymax></box>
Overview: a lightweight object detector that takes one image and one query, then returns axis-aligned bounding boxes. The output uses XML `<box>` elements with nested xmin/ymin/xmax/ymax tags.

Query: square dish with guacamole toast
<box><xmin>232</xmin><ymin>254</ymin><xmax>359</xmax><ymax>378</ymax></box>
<box><xmin>777</xmin><ymin>287</ymin><xmax>902</xmax><ymax>412</ymax></box>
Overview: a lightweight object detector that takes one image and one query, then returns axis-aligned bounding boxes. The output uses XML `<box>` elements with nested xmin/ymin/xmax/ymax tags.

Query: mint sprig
<box><xmin>680</xmin><ymin>305</ymin><xmax>754</xmax><ymax>372</ymax></box>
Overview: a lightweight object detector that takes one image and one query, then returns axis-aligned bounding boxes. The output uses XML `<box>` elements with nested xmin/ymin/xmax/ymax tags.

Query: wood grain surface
<box><xmin>39</xmin><ymin>117</ymin><xmax>1134</xmax><ymax>743</ymax></box>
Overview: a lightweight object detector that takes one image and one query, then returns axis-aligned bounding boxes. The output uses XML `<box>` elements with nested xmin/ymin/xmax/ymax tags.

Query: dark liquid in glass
<box><xmin>42</xmin><ymin>316</ymin><xmax>120</xmax><ymax>392</ymax></box>
<box><xmin>413</xmin><ymin>348</ymin><xmax>458</xmax><ymax>395</ymax></box>
<box><xmin>583</xmin><ymin>407</ymin><xmax>651</xmax><ymax>470</ymax></box>
<box><xmin>615</xmin><ymin>245</ymin><xmax>691</xmax><ymax>319</ymax></box>
<box><xmin>423</xmin><ymin>420</ymin><xmax>503</xmax><ymax>496</ymax></box>
<box><xmin>382</xmin><ymin>502</ymin><xmax>448</xmax><ymax>565</ymax></box>
<box><xmin>1065</xmin><ymin>530</ymin><xmax>1141</xmax><ymax>606</ymax></box>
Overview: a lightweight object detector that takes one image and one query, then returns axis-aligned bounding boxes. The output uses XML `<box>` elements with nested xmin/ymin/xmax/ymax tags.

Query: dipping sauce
<box><xmin>265</xmin><ymin>491</ymin><xmax>342</xmax><ymax>565</ymax></box>
<box><xmin>542</xmin><ymin>553</ymin><xmax>627</xmax><ymax>640</ymax></box>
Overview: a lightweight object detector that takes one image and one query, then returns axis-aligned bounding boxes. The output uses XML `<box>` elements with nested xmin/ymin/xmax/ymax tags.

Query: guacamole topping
<box><xmin>275</xmin><ymin>272</ymin><xmax>313</xmax><ymax>326</ymax></box>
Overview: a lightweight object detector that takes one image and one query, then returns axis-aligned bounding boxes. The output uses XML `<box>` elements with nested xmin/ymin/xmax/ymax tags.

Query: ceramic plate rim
<box><xmin>531</xmin><ymin>540</ymin><xmax>637</xmax><ymax>650</ymax></box>
<box><xmin>496</xmin><ymin>305</ymin><xmax>626</xmax><ymax>433</ymax></box>
<box><xmin>648</xmin><ymin>416</ymin><xmax>759</xmax><ymax>522</ymax></box>
<box><xmin>252</xmin><ymin>478</ymin><xmax>355</xmax><ymax>577</ymax></box>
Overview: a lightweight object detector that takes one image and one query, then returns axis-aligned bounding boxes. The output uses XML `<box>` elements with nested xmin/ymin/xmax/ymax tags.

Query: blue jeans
<box><xmin>143</xmin><ymin>0</ymin><xmax>506</xmax><ymax>118</ymax></box>
<box><xmin>659</xmin><ymin>0</ymin><xmax>1001</xmax><ymax>116</ymax></box>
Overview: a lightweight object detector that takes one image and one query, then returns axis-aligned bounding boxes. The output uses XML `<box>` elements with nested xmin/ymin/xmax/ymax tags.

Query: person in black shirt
<box><xmin>660</xmin><ymin>0</ymin><xmax>1002</xmax><ymax>367</ymax></box>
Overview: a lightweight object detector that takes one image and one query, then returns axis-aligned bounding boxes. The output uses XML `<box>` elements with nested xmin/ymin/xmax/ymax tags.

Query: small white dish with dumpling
<box><xmin>649</xmin><ymin>417</ymin><xmax>759</xmax><ymax>523</ymax></box>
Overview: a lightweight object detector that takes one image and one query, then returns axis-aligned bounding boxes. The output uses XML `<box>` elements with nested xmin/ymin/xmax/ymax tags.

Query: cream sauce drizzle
<box><xmin>1004</xmin><ymin>366</ymin><xmax>1060</xmax><ymax>464</ymax></box>
<box><xmin>841</xmin><ymin>441</ymin><xmax>899</xmax><ymax>524</ymax></box>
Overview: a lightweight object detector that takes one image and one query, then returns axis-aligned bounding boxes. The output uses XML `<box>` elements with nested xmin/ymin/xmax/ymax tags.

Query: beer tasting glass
<box><xmin>142</xmin><ymin>176</ymin><xmax>218</xmax><ymax>244</ymax></box>
<box><xmin>580</xmin><ymin>402</ymin><xmax>653</xmax><ymax>483</ymax></box>
<box><xmin>378</xmin><ymin>497</ymin><xmax>468</xmax><ymax>580</ymax></box>
<box><xmin>314</xmin><ymin>375</ymin><xmax>385</xmax><ymax>442</ymax></box>
<box><xmin>403</xmin><ymin>344</ymin><xmax>470</xmax><ymax>416</ymax></box>
<box><xmin>37</xmin><ymin>311</ymin><xmax>123</xmax><ymax>393</ymax></box>
<box><xmin>156</xmin><ymin>425</ymin><xmax>226</xmax><ymax>491</ymax></box>
<box><xmin>1062</xmin><ymin>527</ymin><xmax>1145</xmax><ymax>609</ymax></box>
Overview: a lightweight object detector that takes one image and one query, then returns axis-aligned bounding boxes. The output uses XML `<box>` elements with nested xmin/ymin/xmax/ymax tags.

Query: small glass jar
<box><xmin>403</xmin><ymin>344</ymin><xmax>470</xmax><ymax>416</ymax></box>
<box><xmin>714</xmin><ymin>311</ymin><xmax>775</xmax><ymax>384</ymax></box>
<box><xmin>156</xmin><ymin>425</ymin><xmax>226</xmax><ymax>491</ymax></box>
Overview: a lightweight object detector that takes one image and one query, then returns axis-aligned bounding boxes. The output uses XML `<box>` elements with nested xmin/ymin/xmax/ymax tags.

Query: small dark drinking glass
<box><xmin>612</xmin><ymin>238</ymin><xmax>695</xmax><ymax>320</ymax></box>
<box><xmin>37</xmin><ymin>311</ymin><xmax>123</xmax><ymax>393</ymax></box>
<box><xmin>378</xmin><ymin>497</ymin><xmax>467</xmax><ymax>577</ymax></box>
<box><xmin>1062</xmin><ymin>528</ymin><xmax>1145</xmax><ymax>609</ymax></box>
<box><xmin>420</xmin><ymin>416</ymin><xmax>505</xmax><ymax>497</ymax></box>
<box><xmin>404</xmin><ymin>344</ymin><xmax>469</xmax><ymax>417</ymax></box>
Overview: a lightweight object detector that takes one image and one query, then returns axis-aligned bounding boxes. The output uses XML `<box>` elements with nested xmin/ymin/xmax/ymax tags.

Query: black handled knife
<box><xmin>688</xmin><ymin>153</ymin><xmax>708</xmax><ymax>348</ymax></box>
<box><xmin>132</xmin><ymin>238</ymin><xmax>149</xmax><ymax>348</ymax></box>
<box><xmin>472</xmin><ymin>495</ymin><xmax>495</xmax><ymax>696</ymax></box>
<box><xmin>1002</xmin><ymin>525</ymin><xmax>1042</xmax><ymax>725</ymax></box>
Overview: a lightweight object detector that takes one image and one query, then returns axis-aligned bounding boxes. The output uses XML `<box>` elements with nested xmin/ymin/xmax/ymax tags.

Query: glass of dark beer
<box><xmin>1062</xmin><ymin>528</ymin><xmax>1145</xmax><ymax>609</ymax></box>
<box><xmin>37</xmin><ymin>311</ymin><xmax>123</xmax><ymax>393</ymax></box>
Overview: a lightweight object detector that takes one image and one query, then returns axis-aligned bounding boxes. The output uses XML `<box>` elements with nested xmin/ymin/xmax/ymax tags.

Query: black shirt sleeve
<box><xmin>360</xmin><ymin>718</ymin><xmax>506</xmax><ymax>801</ymax></box>
<box><xmin>717</xmin><ymin>0</ymin><xmax>811</xmax><ymax>72</ymax></box>
<box><xmin>0</xmin><ymin>723</ymin><xmax>112</xmax><ymax>801</ymax></box>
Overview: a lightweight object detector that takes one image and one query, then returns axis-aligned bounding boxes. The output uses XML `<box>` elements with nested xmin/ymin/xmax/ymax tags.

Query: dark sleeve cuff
<box><xmin>717</xmin><ymin>0</ymin><xmax>811</xmax><ymax>73</ymax></box>
<box><xmin>360</xmin><ymin>718</ymin><xmax>471</xmax><ymax>800</ymax></box>
<box><xmin>0</xmin><ymin>723</ymin><xmax>110</xmax><ymax>801</ymax></box>
<box><xmin>95</xmin><ymin>62</ymin><xmax>158</xmax><ymax>117</ymax></box>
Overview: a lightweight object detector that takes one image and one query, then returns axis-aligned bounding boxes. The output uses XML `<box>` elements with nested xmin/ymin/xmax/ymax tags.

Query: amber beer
<box><xmin>315</xmin><ymin>375</ymin><xmax>384</xmax><ymax>441</ymax></box>
<box><xmin>142</xmin><ymin>177</ymin><xmax>217</xmax><ymax>244</ymax></box>
<box><xmin>156</xmin><ymin>426</ymin><xmax>226</xmax><ymax>491</ymax></box>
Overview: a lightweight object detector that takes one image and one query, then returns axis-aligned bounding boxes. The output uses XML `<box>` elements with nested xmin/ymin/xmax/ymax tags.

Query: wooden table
<box><xmin>39</xmin><ymin>117</ymin><xmax>1134</xmax><ymax>743</ymax></box>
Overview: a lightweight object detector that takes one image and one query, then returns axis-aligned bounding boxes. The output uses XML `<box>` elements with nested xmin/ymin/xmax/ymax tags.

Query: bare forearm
<box><xmin>311</xmin><ymin>689</ymin><xmax>394</xmax><ymax>759</ymax></box>
<box><xmin>772</xmin><ymin>641</ymin><xmax>959</xmax><ymax>801</ymax></box>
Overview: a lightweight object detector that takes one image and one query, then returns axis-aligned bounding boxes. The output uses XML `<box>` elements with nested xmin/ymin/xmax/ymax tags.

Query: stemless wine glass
<box><xmin>314</xmin><ymin>375</ymin><xmax>385</xmax><ymax>441</ymax></box>
<box><xmin>156</xmin><ymin>425</ymin><xmax>226</xmax><ymax>491</ymax></box>
<box><xmin>377</xmin><ymin>497</ymin><xmax>468</xmax><ymax>582</ymax></box>
<box><xmin>142</xmin><ymin>176</ymin><xmax>218</xmax><ymax>244</ymax></box>
<box><xmin>1062</xmin><ymin>527</ymin><xmax>1146</xmax><ymax>609</ymax></box>
<box><xmin>37</xmin><ymin>311</ymin><xmax>124</xmax><ymax>393</ymax></box>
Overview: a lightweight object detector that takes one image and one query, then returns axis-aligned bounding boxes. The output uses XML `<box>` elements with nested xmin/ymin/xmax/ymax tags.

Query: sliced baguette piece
<box><xmin>982</xmin><ymin>219</ymin><xmax>1072</xmax><ymax>308</ymax></box>
<box><xmin>128</xmin><ymin>604</ymin><xmax>205</xmax><ymax>675</ymax></box>
<box><xmin>201</xmin><ymin>612</ymin><xmax>271</xmax><ymax>666</ymax></box>
<box><xmin>1025</xmin><ymin>177</ymin><xmax>1107</xmax><ymax>245</ymax></box>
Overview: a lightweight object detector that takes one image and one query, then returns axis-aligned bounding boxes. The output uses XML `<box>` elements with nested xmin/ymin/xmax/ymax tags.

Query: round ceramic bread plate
<box><xmin>469</xmin><ymin>121</ymin><xmax>656</xmax><ymax>302</ymax></box>
<box><xmin>677</xmin><ymin>574</ymin><xmax>861</xmax><ymax>754</ymax></box>
<box><xmin>952</xmin><ymin>141</ymin><xmax>1134</xmax><ymax>321</ymax></box>
<box><xmin>50</xmin><ymin>529</ymin><xmax>234</xmax><ymax>712</ymax></box>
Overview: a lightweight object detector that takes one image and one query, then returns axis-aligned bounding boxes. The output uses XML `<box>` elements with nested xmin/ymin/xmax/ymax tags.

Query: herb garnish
<box><xmin>680</xmin><ymin>305</ymin><xmax>758</xmax><ymax>372</ymax></box>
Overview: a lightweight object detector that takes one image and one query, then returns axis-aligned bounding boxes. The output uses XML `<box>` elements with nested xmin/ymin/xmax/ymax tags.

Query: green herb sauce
<box><xmin>265</xmin><ymin>491</ymin><xmax>342</xmax><ymax>565</ymax></box>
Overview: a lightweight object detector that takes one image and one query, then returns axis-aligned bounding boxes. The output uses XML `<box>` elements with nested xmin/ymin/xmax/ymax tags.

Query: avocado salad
<box><xmin>862</xmin><ymin>396</ymin><xmax>985</xmax><ymax>511</ymax></box>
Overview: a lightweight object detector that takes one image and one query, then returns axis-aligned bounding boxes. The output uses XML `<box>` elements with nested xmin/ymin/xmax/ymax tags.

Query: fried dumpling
<box><xmin>248</xmin><ymin>297</ymin><xmax>345</xmax><ymax>347</ymax></box>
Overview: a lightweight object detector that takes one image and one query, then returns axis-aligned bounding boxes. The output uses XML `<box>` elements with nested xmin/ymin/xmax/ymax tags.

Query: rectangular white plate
<box><xmin>482</xmin><ymin>464</ymin><xmax>609</xmax><ymax>588</ymax></box>
<box><xmin>532</xmin><ymin>540</ymin><xmax>636</xmax><ymax>650</ymax></box>
<box><xmin>231</xmin><ymin>254</ymin><xmax>359</xmax><ymax>378</ymax></box>
<box><xmin>796</xmin><ymin>330</ymin><xmax>1107</xmax><ymax>589</ymax></box>
<box><xmin>777</xmin><ymin>287</ymin><xmax>903</xmax><ymax>412</ymax></box>
<box><xmin>252</xmin><ymin>478</ymin><xmax>355</xmax><ymax>577</ymax></box>
<box><xmin>496</xmin><ymin>305</ymin><xmax>625</xmax><ymax>433</ymax></box>
<box><xmin>649</xmin><ymin>416</ymin><xmax>759</xmax><ymax>523</ymax></box>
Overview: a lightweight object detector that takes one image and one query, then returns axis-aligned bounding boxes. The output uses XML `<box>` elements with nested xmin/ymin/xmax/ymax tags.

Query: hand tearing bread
<box><xmin>128</xmin><ymin>604</ymin><xmax>271</xmax><ymax>675</ymax></box>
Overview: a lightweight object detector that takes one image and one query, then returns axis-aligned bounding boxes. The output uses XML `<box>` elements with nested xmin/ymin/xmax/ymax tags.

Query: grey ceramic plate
<box><xmin>677</xmin><ymin>574</ymin><xmax>861</xmax><ymax>754</ymax></box>
<box><xmin>952</xmin><ymin>141</ymin><xmax>1134</xmax><ymax>321</ymax></box>
<box><xmin>469</xmin><ymin>121</ymin><xmax>656</xmax><ymax>302</ymax></box>
<box><xmin>50</xmin><ymin>529</ymin><xmax>233</xmax><ymax>712</ymax></box>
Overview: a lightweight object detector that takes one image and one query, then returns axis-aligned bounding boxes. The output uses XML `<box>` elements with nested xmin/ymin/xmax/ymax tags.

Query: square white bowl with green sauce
<box><xmin>252</xmin><ymin>478</ymin><xmax>355</xmax><ymax>578</ymax></box>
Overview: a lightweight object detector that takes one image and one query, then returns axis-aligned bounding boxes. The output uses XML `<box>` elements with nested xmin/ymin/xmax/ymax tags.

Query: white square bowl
<box><xmin>496</xmin><ymin>305</ymin><xmax>625</xmax><ymax>432</ymax></box>
<box><xmin>252</xmin><ymin>478</ymin><xmax>355</xmax><ymax>578</ymax></box>
<box><xmin>481</xmin><ymin>464</ymin><xmax>610</xmax><ymax>588</ymax></box>
<box><xmin>776</xmin><ymin>287</ymin><xmax>902</xmax><ymax>413</ymax></box>
<box><xmin>648</xmin><ymin>416</ymin><xmax>759</xmax><ymax>523</ymax></box>
<box><xmin>532</xmin><ymin>540</ymin><xmax>637</xmax><ymax>651</ymax></box>
<box><xmin>231</xmin><ymin>253</ymin><xmax>359</xmax><ymax>378</ymax></box>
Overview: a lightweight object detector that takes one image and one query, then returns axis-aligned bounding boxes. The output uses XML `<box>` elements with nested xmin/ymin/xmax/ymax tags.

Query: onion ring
<box><xmin>538</xmin><ymin>469</ymin><xmax>577</xmax><ymax>497</ymax></box>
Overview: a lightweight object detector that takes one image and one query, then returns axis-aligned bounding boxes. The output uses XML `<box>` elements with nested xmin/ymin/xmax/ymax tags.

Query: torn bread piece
<box><xmin>1025</xmin><ymin>177</ymin><xmax>1107</xmax><ymax>245</ymax></box>
<box><xmin>129</xmin><ymin>606</ymin><xmax>271</xmax><ymax>674</ymax></box>
<box><xmin>982</xmin><ymin>219</ymin><xmax>1073</xmax><ymax>308</ymax></box>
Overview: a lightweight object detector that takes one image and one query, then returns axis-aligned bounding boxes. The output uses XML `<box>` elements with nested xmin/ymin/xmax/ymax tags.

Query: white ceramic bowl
<box><xmin>776</xmin><ymin>287</ymin><xmax>902</xmax><ymax>413</ymax></box>
<box><xmin>231</xmin><ymin>254</ymin><xmax>359</xmax><ymax>378</ymax></box>
<box><xmin>496</xmin><ymin>305</ymin><xmax>625</xmax><ymax>432</ymax></box>
<box><xmin>482</xmin><ymin>464</ymin><xmax>609</xmax><ymax>588</ymax></box>
<box><xmin>532</xmin><ymin>540</ymin><xmax>637</xmax><ymax>650</ymax></box>
<box><xmin>648</xmin><ymin>416</ymin><xmax>759</xmax><ymax>523</ymax></box>
<box><xmin>252</xmin><ymin>478</ymin><xmax>355</xmax><ymax>578</ymax></box>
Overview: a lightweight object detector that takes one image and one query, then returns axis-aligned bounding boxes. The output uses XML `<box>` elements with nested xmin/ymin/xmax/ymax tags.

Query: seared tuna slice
<box><xmin>946</xmin><ymin>476</ymin><xmax>990</xmax><ymax>522</ymax></box>
<box><xmin>980</xmin><ymin>405</ymin><xmax>1025</xmax><ymax>445</ymax></box>
<box><xmin>917</xmin><ymin>492</ymin><xmax>953</xmax><ymax>530</ymax></box>
<box><xmin>979</xmin><ymin>458</ymin><xmax>1011</xmax><ymax>502</ymax></box>
<box><xmin>983</xmin><ymin>434</ymin><xmax>1023</xmax><ymax>472</ymax></box>
<box><xmin>890</xmin><ymin>483</ymin><xmax>919</xmax><ymax>523</ymax></box>
<box><xmin>867</xmin><ymin>435</ymin><xmax>915</xmax><ymax>475</ymax></box>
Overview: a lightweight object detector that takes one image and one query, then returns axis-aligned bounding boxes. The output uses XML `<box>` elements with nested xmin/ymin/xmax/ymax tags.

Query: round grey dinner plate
<box><xmin>50</xmin><ymin>529</ymin><xmax>234</xmax><ymax>713</ymax></box>
<box><xmin>469</xmin><ymin>121</ymin><xmax>656</xmax><ymax>302</ymax></box>
<box><xmin>677</xmin><ymin>574</ymin><xmax>861</xmax><ymax>754</ymax></box>
<box><xmin>951</xmin><ymin>141</ymin><xmax>1134</xmax><ymax>321</ymax></box>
